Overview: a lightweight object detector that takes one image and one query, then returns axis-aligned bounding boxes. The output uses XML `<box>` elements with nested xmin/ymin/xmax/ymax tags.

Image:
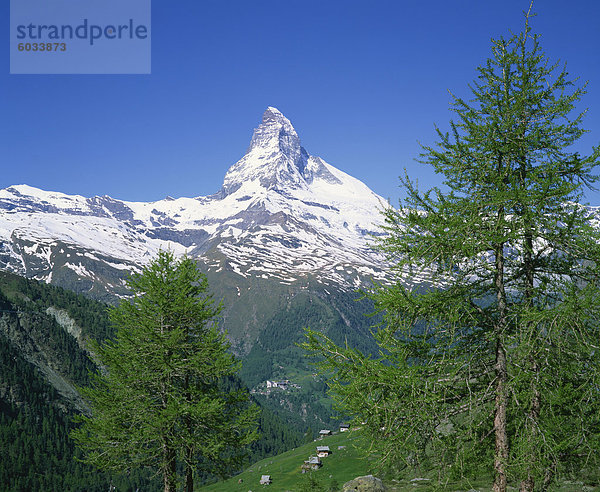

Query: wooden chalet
<box><xmin>316</xmin><ymin>445</ymin><xmax>331</xmax><ymax>457</ymax></box>
<box><xmin>301</xmin><ymin>455</ymin><xmax>322</xmax><ymax>472</ymax></box>
<box><xmin>260</xmin><ymin>474</ymin><xmax>272</xmax><ymax>485</ymax></box>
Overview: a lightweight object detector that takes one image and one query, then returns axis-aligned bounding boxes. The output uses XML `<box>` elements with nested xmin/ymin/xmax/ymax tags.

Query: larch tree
<box><xmin>72</xmin><ymin>250</ymin><xmax>258</xmax><ymax>492</ymax></box>
<box><xmin>304</xmin><ymin>7</ymin><xmax>600</xmax><ymax>491</ymax></box>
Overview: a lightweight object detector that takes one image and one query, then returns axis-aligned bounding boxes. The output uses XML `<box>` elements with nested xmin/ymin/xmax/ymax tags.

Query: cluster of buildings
<box><xmin>301</xmin><ymin>444</ymin><xmax>332</xmax><ymax>473</ymax></box>
<box><xmin>265</xmin><ymin>379</ymin><xmax>291</xmax><ymax>390</ymax></box>
<box><xmin>252</xmin><ymin>379</ymin><xmax>302</xmax><ymax>396</ymax></box>
<box><xmin>258</xmin><ymin>424</ymin><xmax>351</xmax><ymax>486</ymax></box>
<box><xmin>266</xmin><ymin>379</ymin><xmax>302</xmax><ymax>390</ymax></box>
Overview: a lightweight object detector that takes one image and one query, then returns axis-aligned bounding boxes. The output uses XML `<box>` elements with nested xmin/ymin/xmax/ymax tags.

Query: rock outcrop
<box><xmin>343</xmin><ymin>474</ymin><xmax>386</xmax><ymax>492</ymax></box>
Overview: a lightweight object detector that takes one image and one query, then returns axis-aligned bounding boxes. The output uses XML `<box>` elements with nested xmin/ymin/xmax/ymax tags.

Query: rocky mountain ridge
<box><xmin>0</xmin><ymin>107</ymin><xmax>390</xmax><ymax>301</ymax></box>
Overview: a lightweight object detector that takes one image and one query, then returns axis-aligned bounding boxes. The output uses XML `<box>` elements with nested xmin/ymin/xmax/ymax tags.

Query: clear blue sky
<box><xmin>2</xmin><ymin>0</ymin><xmax>599</xmax><ymax>204</ymax></box>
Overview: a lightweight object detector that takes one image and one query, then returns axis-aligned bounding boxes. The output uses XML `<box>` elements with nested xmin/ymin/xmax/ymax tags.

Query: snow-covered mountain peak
<box><xmin>221</xmin><ymin>107</ymin><xmax>309</xmax><ymax>196</ymax></box>
<box><xmin>0</xmin><ymin>107</ymin><xmax>394</xmax><ymax>297</ymax></box>
<box><xmin>247</xmin><ymin>106</ymin><xmax>300</xmax><ymax>157</ymax></box>
<box><xmin>259</xmin><ymin>106</ymin><xmax>291</xmax><ymax>127</ymax></box>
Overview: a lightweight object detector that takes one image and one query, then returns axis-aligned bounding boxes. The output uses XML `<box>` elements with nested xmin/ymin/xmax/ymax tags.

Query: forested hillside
<box><xmin>239</xmin><ymin>287</ymin><xmax>381</xmax><ymax>433</ymax></box>
<box><xmin>0</xmin><ymin>271</ymin><xmax>304</xmax><ymax>490</ymax></box>
<box><xmin>0</xmin><ymin>273</ymin><xmax>160</xmax><ymax>490</ymax></box>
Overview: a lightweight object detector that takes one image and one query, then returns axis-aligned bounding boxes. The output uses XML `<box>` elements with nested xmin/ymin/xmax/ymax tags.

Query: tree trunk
<box><xmin>520</xmin><ymin>230</ymin><xmax>540</xmax><ymax>492</ymax></box>
<box><xmin>185</xmin><ymin>447</ymin><xmax>194</xmax><ymax>492</ymax></box>
<box><xmin>520</xmin><ymin>354</ymin><xmax>540</xmax><ymax>492</ymax></box>
<box><xmin>493</xmin><ymin>242</ymin><xmax>509</xmax><ymax>492</ymax></box>
<box><xmin>184</xmin><ymin>372</ymin><xmax>194</xmax><ymax>492</ymax></box>
<box><xmin>519</xmin><ymin>371</ymin><xmax>540</xmax><ymax>492</ymax></box>
<box><xmin>159</xmin><ymin>313</ymin><xmax>177</xmax><ymax>492</ymax></box>
<box><xmin>541</xmin><ymin>461</ymin><xmax>556</xmax><ymax>492</ymax></box>
<box><xmin>493</xmin><ymin>338</ymin><xmax>509</xmax><ymax>492</ymax></box>
<box><xmin>162</xmin><ymin>442</ymin><xmax>177</xmax><ymax>492</ymax></box>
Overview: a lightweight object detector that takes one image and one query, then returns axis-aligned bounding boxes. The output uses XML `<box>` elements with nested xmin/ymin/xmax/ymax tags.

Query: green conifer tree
<box><xmin>304</xmin><ymin>6</ymin><xmax>600</xmax><ymax>491</ymax></box>
<box><xmin>72</xmin><ymin>250</ymin><xmax>258</xmax><ymax>492</ymax></box>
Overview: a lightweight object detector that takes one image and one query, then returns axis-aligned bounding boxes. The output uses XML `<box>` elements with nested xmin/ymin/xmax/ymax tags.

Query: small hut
<box><xmin>260</xmin><ymin>474</ymin><xmax>272</xmax><ymax>485</ymax></box>
<box><xmin>302</xmin><ymin>455</ymin><xmax>322</xmax><ymax>471</ymax></box>
<box><xmin>316</xmin><ymin>445</ymin><xmax>331</xmax><ymax>458</ymax></box>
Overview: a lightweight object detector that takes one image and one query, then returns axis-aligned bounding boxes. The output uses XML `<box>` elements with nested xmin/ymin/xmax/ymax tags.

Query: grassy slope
<box><xmin>201</xmin><ymin>432</ymin><xmax>371</xmax><ymax>492</ymax></box>
<box><xmin>200</xmin><ymin>431</ymin><xmax>483</xmax><ymax>492</ymax></box>
<box><xmin>201</xmin><ymin>428</ymin><xmax>600</xmax><ymax>492</ymax></box>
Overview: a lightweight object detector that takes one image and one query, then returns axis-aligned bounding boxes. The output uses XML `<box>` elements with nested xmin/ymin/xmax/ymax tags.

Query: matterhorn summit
<box><xmin>222</xmin><ymin>107</ymin><xmax>343</xmax><ymax>196</ymax></box>
<box><xmin>0</xmin><ymin>107</ymin><xmax>390</xmax><ymax>300</ymax></box>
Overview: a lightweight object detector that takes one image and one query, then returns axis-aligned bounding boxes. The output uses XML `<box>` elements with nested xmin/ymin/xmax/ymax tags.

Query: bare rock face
<box><xmin>342</xmin><ymin>475</ymin><xmax>386</xmax><ymax>492</ymax></box>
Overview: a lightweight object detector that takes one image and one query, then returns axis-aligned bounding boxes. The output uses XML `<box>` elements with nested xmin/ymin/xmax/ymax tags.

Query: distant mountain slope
<box><xmin>0</xmin><ymin>107</ymin><xmax>388</xmax><ymax>302</ymax></box>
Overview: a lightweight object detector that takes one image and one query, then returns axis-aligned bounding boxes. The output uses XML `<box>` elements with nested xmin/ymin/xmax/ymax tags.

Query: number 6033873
<box><xmin>17</xmin><ymin>42</ymin><xmax>67</xmax><ymax>52</ymax></box>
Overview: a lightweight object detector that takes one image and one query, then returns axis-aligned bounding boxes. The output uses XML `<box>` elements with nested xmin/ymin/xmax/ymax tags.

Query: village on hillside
<box><xmin>251</xmin><ymin>379</ymin><xmax>302</xmax><ymax>396</ymax></box>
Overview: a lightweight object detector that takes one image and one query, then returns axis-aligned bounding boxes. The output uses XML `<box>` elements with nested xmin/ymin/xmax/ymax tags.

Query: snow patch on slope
<box><xmin>0</xmin><ymin>107</ymin><xmax>391</xmax><ymax>292</ymax></box>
